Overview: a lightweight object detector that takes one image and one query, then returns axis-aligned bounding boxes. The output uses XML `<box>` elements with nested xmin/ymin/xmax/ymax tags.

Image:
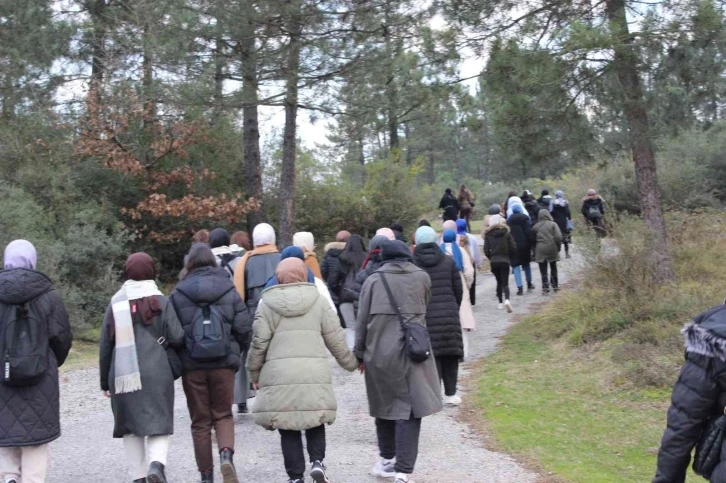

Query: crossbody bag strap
<box><xmin>379</xmin><ymin>272</ymin><xmax>406</xmax><ymax>331</ymax></box>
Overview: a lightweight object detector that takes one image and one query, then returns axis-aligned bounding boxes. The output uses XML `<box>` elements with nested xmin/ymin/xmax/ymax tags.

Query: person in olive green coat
<box><xmin>248</xmin><ymin>258</ymin><xmax>357</xmax><ymax>483</ymax></box>
<box><xmin>533</xmin><ymin>209</ymin><xmax>563</xmax><ymax>293</ymax></box>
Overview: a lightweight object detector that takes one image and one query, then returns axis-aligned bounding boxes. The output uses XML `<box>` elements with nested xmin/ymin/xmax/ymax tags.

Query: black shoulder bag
<box><xmin>693</xmin><ymin>407</ymin><xmax>726</xmax><ymax>478</ymax></box>
<box><xmin>379</xmin><ymin>272</ymin><xmax>431</xmax><ymax>363</ymax></box>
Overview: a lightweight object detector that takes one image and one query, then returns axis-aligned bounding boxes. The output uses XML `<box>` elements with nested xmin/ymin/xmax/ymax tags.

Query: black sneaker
<box><xmin>527</xmin><ymin>282</ymin><xmax>535</xmax><ymax>292</ymax></box>
<box><xmin>147</xmin><ymin>461</ymin><xmax>167</xmax><ymax>483</ymax></box>
<box><xmin>310</xmin><ymin>461</ymin><xmax>330</xmax><ymax>483</ymax></box>
<box><xmin>516</xmin><ymin>287</ymin><xmax>524</xmax><ymax>296</ymax></box>
<box><xmin>220</xmin><ymin>448</ymin><xmax>239</xmax><ymax>483</ymax></box>
<box><xmin>200</xmin><ymin>470</ymin><xmax>213</xmax><ymax>483</ymax></box>
<box><xmin>237</xmin><ymin>403</ymin><xmax>248</xmax><ymax>414</ymax></box>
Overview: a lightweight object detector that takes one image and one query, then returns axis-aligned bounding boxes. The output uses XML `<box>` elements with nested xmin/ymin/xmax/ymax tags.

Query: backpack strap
<box><xmin>379</xmin><ymin>273</ymin><xmax>406</xmax><ymax>331</ymax></box>
<box><xmin>220</xmin><ymin>254</ymin><xmax>236</xmax><ymax>277</ymax></box>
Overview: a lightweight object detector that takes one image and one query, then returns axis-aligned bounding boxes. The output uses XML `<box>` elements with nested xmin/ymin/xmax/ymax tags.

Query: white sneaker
<box><xmin>444</xmin><ymin>394</ymin><xmax>462</xmax><ymax>406</ymax></box>
<box><xmin>497</xmin><ymin>303</ymin><xmax>504</xmax><ymax>310</ymax></box>
<box><xmin>504</xmin><ymin>300</ymin><xmax>513</xmax><ymax>313</ymax></box>
<box><xmin>371</xmin><ymin>458</ymin><xmax>396</xmax><ymax>478</ymax></box>
<box><xmin>394</xmin><ymin>474</ymin><xmax>413</xmax><ymax>483</ymax></box>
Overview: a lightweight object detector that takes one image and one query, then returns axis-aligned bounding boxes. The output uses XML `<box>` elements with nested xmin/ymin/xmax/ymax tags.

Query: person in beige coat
<box><xmin>442</xmin><ymin>229</ymin><xmax>475</xmax><ymax>358</ymax></box>
<box><xmin>248</xmin><ymin>258</ymin><xmax>357</xmax><ymax>483</ymax></box>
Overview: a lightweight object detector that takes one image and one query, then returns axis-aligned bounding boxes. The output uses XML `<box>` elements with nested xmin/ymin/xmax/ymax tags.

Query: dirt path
<box><xmin>47</xmin><ymin>250</ymin><xmax>583</xmax><ymax>483</ymax></box>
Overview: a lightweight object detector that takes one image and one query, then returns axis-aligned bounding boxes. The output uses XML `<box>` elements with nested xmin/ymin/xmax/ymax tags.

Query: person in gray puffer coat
<box><xmin>0</xmin><ymin>240</ymin><xmax>72</xmax><ymax>483</ymax></box>
<box><xmin>654</xmin><ymin>302</ymin><xmax>726</xmax><ymax>483</ymax></box>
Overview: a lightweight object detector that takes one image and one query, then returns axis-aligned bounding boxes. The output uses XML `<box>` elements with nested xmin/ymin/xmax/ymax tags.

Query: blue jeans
<box><xmin>513</xmin><ymin>264</ymin><xmax>532</xmax><ymax>288</ymax></box>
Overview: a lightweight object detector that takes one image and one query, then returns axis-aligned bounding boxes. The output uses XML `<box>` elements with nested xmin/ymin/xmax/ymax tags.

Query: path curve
<box><xmin>47</xmin><ymin>248</ymin><xmax>583</xmax><ymax>483</ymax></box>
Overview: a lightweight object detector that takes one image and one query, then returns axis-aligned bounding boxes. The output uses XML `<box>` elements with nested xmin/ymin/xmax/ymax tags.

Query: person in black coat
<box><xmin>507</xmin><ymin>205</ymin><xmax>536</xmax><ymax>294</ymax></box>
<box><xmin>439</xmin><ymin>189</ymin><xmax>460</xmax><ymax>222</ymax></box>
<box><xmin>0</xmin><ymin>240</ymin><xmax>72</xmax><ymax>483</ymax></box>
<box><xmin>654</xmin><ymin>302</ymin><xmax>726</xmax><ymax>483</ymax></box>
<box><xmin>170</xmin><ymin>244</ymin><xmax>251</xmax><ymax>483</ymax></box>
<box><xmin>582</xmin><ymin>189</ymin><xmax>606</xmax><ymax>237</ymax></box>
<box><xmin>346</xmin><ymin>235</ymin><xmax>388</xmax><ymax>311</ymax></box>
<box><xmin>413</xmin><ymin>226</ymin><xmax>464</xmax><ymax>406</ymax></box>
<box><xmin>550</xmin><ymin>190</ymin><xmax>572</xmax><ymax>258</ymax></box>
<box><xmin>321</xmin><ymin>231</ymin><xmax>350</xmax><ymax>305</ymax></box>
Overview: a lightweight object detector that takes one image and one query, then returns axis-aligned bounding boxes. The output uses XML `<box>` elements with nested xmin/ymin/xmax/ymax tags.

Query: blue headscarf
<box><xmin>455</xmin><ymin>219</ymin><xmax>468</xmax><ymax>236</ymax></box>
<box><xmin>440</xmin><ymin>229</ymin><xmax>463</xmax><ymax>272</ymax></box>
<box><xmin>265</xmin><ymin>246</ymin><xmax>315</xmax><ymax>288</ymax></box>
<box><xmin>512</xmin><ymin>204</ymin><xmax>524</xmax><ymax>215</ymax></box>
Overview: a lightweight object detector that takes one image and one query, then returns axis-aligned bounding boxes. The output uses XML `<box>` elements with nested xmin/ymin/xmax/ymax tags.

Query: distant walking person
<box><xmin>533</xmin><ymin>210</ymin><xmax>563</xmax><ymax>294</ymax></box>
<box><xmin>484</xmin><ymin>214</ymin><xmax>517</xmax><ymax>313</ymax></box>
<box><xmin>522</xmin><ymin>190</ymin><xmax>540</xmax><ymax>223</ymax></box>
<box><xmin>293</xmin><ymin>232</ymin><xmax>323</xmax><ymax>279</ymax></box>
<box><xmin>210</xmin><ymin>228</ymin><xmax>244</xmax><ymax>280</ymax></box>
<box><xmin>413</xmin><ymin>227</ymin><xmax>465</xmax><ymax>406</ymax></box>
<box><xmin>171</xmin><ymin>244</ymin><xmax>252</xmax><ymax>483</ymax></box>
<box><xmin>249</xmin><ymin>258</ymin><xmax>358</xmax><ymax>483</ymax></box>
<box><xmin>653</xmin><ymin>302</ymin><xmax>726</xmax><ymax>483</ymax></box>
<box><xmin>441</xmin><ymin>230</ymin><xmax>476</xmax><ymax>357</ymax></box>
<box><xmin>99</xmin><ymin>253</ymin><xmax>185</xmax><ymax>483</ymax></box>
<box><xmin>356</xmin><ymin>240</ymin><xmax>442</xmax><ymax>483</ymax></box>
<box><xmin>550</xmin><ymin>190</ymin><xmax>573</xmax><ymax>258</ymax></box>
<box><xmin>507</xmin><ymin>204</ymin><xmax>536</xmax><ymax>294</ymax></box>
<box><xmin>232</xmin><ymin>223</ymin><xmax>281</xmax><ymax>414</ymax></box>
<box><xmin>581</xmin><ymin>189</ymin><xmax>605</xmax><ymax>237</ymax></box>
<box><xmin>329</xmin><ymin>235</ymin><xmax>367</xmax><ymax>349</ymax></box>
<box><xmin>438</xmin><ymin>189</ymin><xmax>459</xmax><ymax>223</ymax></box>
<box><xmin>537</xmin><ymin>190</ymin><xmax>553</xmax><ymax>211</ymax></box>
<box><xmin>456</xmin><ymin>219</ymin><xmax>482</xmax><ymax>306</ymax></box>
<box><xmin>457</xmin><ymin>184</ymin><xmax>476</xmax><ymax>232</ymax></box>
<box><xmin>0</xmin><ymin>240</ymin><xmax>72</xmax><ymax>483</ymax></box>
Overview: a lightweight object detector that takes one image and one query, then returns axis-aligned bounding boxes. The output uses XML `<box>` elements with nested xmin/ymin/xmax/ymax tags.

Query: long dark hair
<box><xmin>183</xmin><ymin>243</ymin><xmax>217</xmax><ymax>278</ymax></box>
<box><xmin>339</xmin><ymin>234</ymin><xmax>367</xmax><ymax>272</ymax></box>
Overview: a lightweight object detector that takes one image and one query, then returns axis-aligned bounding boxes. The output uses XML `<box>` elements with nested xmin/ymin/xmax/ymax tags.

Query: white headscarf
<box><xmin>506</xmin><ymin>196</ymin><xmax>528</xmax><ymax>220</ymax></box>
<box><xmin>292</xmin><ymin>232</ymin><xmax>315</xmax><ymax>252</ymax></box>
<box><xmin>252</xmin><ymin>223</ymin><xmax>276</xmax><ymax>247</ymax></box>
<box><xmin>4</xmin><ymin>240</ymin><xmax>37</xmax><ymax>270</ymax></box>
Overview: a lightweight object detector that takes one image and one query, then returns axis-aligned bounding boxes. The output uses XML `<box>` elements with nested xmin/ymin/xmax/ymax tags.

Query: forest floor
<box><xmin>46</xmin><ymin>243</ymin><xmax>583</xmax><ymax>483</ymax></box>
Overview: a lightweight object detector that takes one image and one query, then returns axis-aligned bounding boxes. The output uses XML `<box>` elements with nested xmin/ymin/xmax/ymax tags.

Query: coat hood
<box><xmin>683</xmin><ymin>305</ymin><xmax>726</xmax><ymax>361</ymax></box>
<box><xmin>261</xmin><ymin>283</ymin><xmax>320</xmax><ymax>318</ymax></box>
<box><xmin>538</xmin><ymin>210</ymin><xmax>554</xmax><ymax>222</ymax></box>
<box><xmin>175</xmin><ymin>266</ymin><xmax>235</xmax><ymax>304</ymax></box>
<box><xmin>413</xmin><ymin>242</ymin><xmax>445</xmax><ymax>268</ymax></box>
<box><xmin>0</xmin><ymin>269</ymin><xmax>53</xmax><ymax>305</ymax></box>
<box><xmin>324</xmin><ymin>242</ymin><xmax>346</xmax><ymax>254</ymax></box>
<box><xmin>485</xmin><ymin>224</ymin><xmax>510</xmax><ymax>236</ymax></box>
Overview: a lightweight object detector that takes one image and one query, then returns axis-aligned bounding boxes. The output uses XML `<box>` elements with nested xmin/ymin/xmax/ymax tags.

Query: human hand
<box><xmin>358</xmin><ymin>362</ymin><xmax>366</xmax><ymax>374</ymax></box>
<box><xmin>103</xmin><ymin>390</ymin><xmax>111</xmax><ymax>398</ymax></box>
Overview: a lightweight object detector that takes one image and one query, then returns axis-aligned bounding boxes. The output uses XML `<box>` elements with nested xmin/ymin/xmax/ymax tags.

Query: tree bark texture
<box><xmin>278</xmin><ymin>6</ymin><xmax>302</xmax><ymax>248</ymax></box>
<box><xmin>88</xmin><ymin>0</ymin><xmax>107</xmax><ymax>101</ymax></box>
<box><xmin>240</xmin><ymin>7</ymin><xmax>263</xmax><ymax>231</ymax></box>
<box><xmin>606</xmin><ymin>0</ymin><xmax>676</xmax><ymax>281</ymax></box>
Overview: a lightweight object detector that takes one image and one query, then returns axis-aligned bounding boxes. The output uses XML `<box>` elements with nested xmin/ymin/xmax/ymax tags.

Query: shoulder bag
<box><xmin>379</xmin><ymin>272</ymin><xmax>431</xmax><ymax>363</ymax></box>
<box><xmin>138</xmin><ymin>303</ymin><xmax>183</xmax><ymax>380</ymax></box>
<box><xmin>693</xmin><ymin>407</ymin><xmax>726</xmax><ymax>478</ymax></box>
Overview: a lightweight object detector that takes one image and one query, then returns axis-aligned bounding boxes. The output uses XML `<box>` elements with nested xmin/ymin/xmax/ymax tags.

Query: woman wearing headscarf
<box><xmin>99</xmin><ymin>253</ymin><xmax>185</xmax><ymax>483</ymax></box>
<box><xmin>292</xmin><ymin>232</ymin><xmax>323</xmax><ymax>279</ymax></box>
<box><xmin>550</xmin><ymin>190</ymin><xmax>572</xmax><ymax>258</ymax></box>
<box><xmin>265</xmin><ymin>246</ymin><xmax>336</xmax><ymax>312</ymax></box>
<box><xmin>441</xmin><ymin>230</ymin><xmax>476</xmax><ymax>357</ymax></box>
<box><xmin>249</xmin><ymin>258</ymin><xmax>357</xmax><ymax>483</ymax></box>
<box><xmin>533</xmin><ymin>210</ymin><xmax>563</xmax><ymax>294</ymax></box>
<box><xmin>232</xmin><ymin>222</ymin><xmax>281</xmax><ymax>413</ymax></box>
<box><xmin>505</xmin><ymin>195</ymin><xmax>528</xmax><ymax>221</ymax></box>
<box><xmin>484</xmin><ymin>215</ymin><xmax>517</xmax><ymax>313</ymax></box>
<box><xmin>171</xmin><ymin>244</ymin><xmax>251</xmax><ymax>483</ymax></box>
<box><xmin>507</xmin><ymin>204</ymin><xmax>536</xmax><ymax>295</ymax></box>
<box><xmin>347</xmin><ymin>235</ymin><xmax>388</xmax><ymax>311</ymax></box>
<box><xmin>355</xmin><ymin>240</ymin><xmax>442</xmax><ymax>483</ymax></box>
<box><xmin>327</xmin><ymin>235</ymin><xmax>367</xmax><ymax>349</ymax></box>
<box><xmin>0</xmin><ymin>241</ymin><xmax>72</xmax><ymax>483</ymax></box>
<box><xmin>413</xmin><ymin>227</ymin><xmax>464</xmax><ymax>406</ymax></box>
<box><xmin>456</xmin><ymin>218</ymin><xmax>481</xmax><ymax>306</ymax></box>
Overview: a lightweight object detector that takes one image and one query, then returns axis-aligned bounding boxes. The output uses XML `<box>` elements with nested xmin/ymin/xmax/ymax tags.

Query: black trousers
<box><xmin>469</xmin><ymin>270</ymin><xmax>476</xmax><ymax>305</ymax></box>
<box><xmin>538</xmin><ymin>261</ymin><xmax>559</xmax><ymax>288</ymax></box>
<box><xmin>376</xmin><ymin>415</ymin><xmax>422</xmax><ymax>474</ymax></box>
<box><xmin>435</xmin><ymin>356</ymin><xmax>459</xmax><ymax>396</ymax></box>
<box><xmin>279</xmin><ymin>424</ymin><xmax>326</xmax><ymax>479</ymax></box>
<box><xmin>490</xmin><ymin>262</ymin><xmax>511</xmax><ymax>303</ymax></box>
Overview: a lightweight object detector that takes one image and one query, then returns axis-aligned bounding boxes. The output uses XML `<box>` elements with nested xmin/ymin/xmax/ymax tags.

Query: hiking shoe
<box><xmin>527</xmin><ymin>283</ymin><xmax>535</xmax><ymax>292</ymax></box>
<box><xmin>237</xmin><ymin>403</ymin><xmax>248</xmax><ymax>414</ymax></box>
<box><xmin>371</xmin><ymin>458</ymin><xmax>396</xmax><ymax>478</ymax></box>
<box><xmin>310</xmin><ymin>461</ymin><xmax>330</xmax><ymax>483</ymax></box>
<box><xmin>394</xmin><ymin>474</ymin><xmax>413</xmax><ymax>483</ymax></box>
<box><xmin>147</xmin><ymin>461</ymin><xmax>167</xmax><ymax>483</ymax></box>
<box><xmin>287</xmin><ymin>480</ymin><xmax>304</xmax><ymax>483</ymax></box>
<box><xmin>200</xmin><ymin>470</ymin><xmax>213</xmax><ymax>483</ymax></box>
<box><xmin>497</xmin><ymin>303</ymin><xmax>504</xmax><ymax>310</ymax></box>
<box><xmin>504</xmin><ymin>300</ymin><xmax>513</xmax><ymax>313</ymax></box>
<box><xmin>516</xmin><ymin>287</ymin><xmax>524</xmax><ymax>296</ymax></box>
<box><xmin>444</xmin><ymin>394</ymin><xmax>462</xmax><ymax>406</ymax></box>
<box><xmin>220</xmin><ymin>448</ymin><xmax>239</xmax><ymax>483</ymax></box>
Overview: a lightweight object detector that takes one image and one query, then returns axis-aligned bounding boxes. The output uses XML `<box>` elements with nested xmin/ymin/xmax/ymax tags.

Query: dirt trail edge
<box><xmin>47</xmin><ymin>248</ymin><xmax>583</xmax><ymax>483</ymax></box>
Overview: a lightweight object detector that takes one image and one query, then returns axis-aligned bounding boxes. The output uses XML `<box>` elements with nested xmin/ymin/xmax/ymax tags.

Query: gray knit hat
<box><xmin>488</xmin><ymin>204</ymin><xmax>501</xmax><ymax>215</ymax></box>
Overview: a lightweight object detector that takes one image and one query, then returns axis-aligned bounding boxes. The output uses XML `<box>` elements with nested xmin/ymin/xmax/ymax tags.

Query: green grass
<box><xmin>474</xmin><ymin>323</ymin><xmax>701</xmax><ymax>482</ymax></box>
<box><xmin>62</xmin><ymin>340</ymin><xmax>98</xmax><ymax>372</ymax></box>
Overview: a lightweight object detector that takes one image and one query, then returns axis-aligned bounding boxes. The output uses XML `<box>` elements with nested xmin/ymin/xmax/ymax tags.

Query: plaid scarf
<box><xmin>110</xmin><ymin>280</ymin><xmax>162</xmax><ymax>394</ymax></box>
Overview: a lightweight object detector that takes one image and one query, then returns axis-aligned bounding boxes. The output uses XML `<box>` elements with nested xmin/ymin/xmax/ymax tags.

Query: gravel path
<box><xmin>47</xmin><ymin>247</ymin><xmax>584</xmax><ymax>483</ymax></box>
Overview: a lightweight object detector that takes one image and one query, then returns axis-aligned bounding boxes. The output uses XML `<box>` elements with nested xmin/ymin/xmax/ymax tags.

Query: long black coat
<box><xmin>0</xmin><ymin>269</ymin><xmax>72</xmax><ymax>447</ymax></box>
<box><xmin>99</xmin><ymin>296</ymin><xmax>184</xmax><ymax>438</ymax></box>
<box><xmin>413</xmin><ymin>243</ymin><xmax>464</xmax><ymax>358</ymax></box>
<box><xmin>321</xmin><ymin>242</ymin><xmax>345</xmax><ymax>304</ymax></box>
<box><xmin>507</xmin><ymin>213</ymin><xmax>535</xmax><ymax>266</ymax></box>
<box><xmin>170</xmin><ymin>267</ymin><xmax>252</xmax><ymax>373</ymax></box>
<box><xmin>551</xmin><ymin>202</ymin><xmax>572</xmax><ymax>235</ymax></box>
<box><xmin>654</xmin><ymin>305</ymin><xmax>726</xmax><ymax>483</ymax></box>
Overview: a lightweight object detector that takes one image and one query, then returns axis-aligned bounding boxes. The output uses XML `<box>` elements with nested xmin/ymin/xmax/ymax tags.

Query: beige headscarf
<box><xmin>276</xmin><ymin>258</ymin><xmax>309</xmax><ymax>285</ymax></box>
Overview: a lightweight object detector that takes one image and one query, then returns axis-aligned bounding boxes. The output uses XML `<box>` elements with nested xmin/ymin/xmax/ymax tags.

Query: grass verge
<box><xmin>62</xmin><ymin>340</ymin><xmax>98</xmax><ymax>372</ymax></box>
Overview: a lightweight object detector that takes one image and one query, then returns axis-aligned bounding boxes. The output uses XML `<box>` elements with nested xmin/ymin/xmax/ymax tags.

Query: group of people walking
<box><xmin>0</xmin><ymin>214</ymin><xmax>491</xmax><ymax>483</ymax></box>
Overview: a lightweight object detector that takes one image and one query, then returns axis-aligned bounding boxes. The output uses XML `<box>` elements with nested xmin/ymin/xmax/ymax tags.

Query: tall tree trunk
<box><xmin>88</xmin><ymin>0</ymin><xmax>107</xmax><ymax>102</ymax></box>
<box><xmin>142</xmin><ymin>23</ymin><xmax>155</xmax><ymax>121</ymax></box>
<box><xmin>240</xmin><ymin>5</ymin><xmax>263</xmax><ymax>231</ymax></box>
<box><xmin>213</xmin><ymin>37</ymin><xmax>225</xmax><ymax>123</ymax></box>
<box><xmin>278</xmin><ymin>6</ymin><xmax>302</xmax><ymax>248</ymax></box>
<box><xmin>384</xmin><ymin>1</ymin><xmax>399</xmax><ymax>155</ymax></box>
<box><xmin>404</xmin><ymin>123</ymin><xmax>412</xmax><ymax>165</ymax></box>
<box><xmin>606</xmin><ymin>0</ymin><xmax>675</xmax><ymax>281</ymax></box>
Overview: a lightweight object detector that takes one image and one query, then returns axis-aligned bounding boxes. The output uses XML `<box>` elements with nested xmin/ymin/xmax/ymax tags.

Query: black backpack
<box><xmin>186</xmin><ymin>303</ymin><xmax>230</xmax><ymax>362</ymax></box>
<box><xmin>2</xmin><ymin>297</ymin><xmax>49</xmax><ymax>386</ymax></box>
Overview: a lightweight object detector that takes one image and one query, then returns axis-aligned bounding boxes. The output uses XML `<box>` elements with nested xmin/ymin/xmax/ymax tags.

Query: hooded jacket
<box><xmin>170</xmin><ymin>266</ymin><xmax>252</xmax><ymax>372</ymax></box>
<box><xmin>248</xmin><ymin>283</ymin><xmax>357</xmax><ymax>431</ymax></box>
<box><xmin>654</xmin><ymin>305</ymin><xmax>726</xmax><ymax>483</ymax></box>
<box><xmin>507</xmin><ymin>213</ymin><xmax>535</xmax><ymax>266</ymax></box>
<box><xmin>533</xmin><ymin>210</ymin><xmax>563</xmax><ymax>263</ymax></box>
<box><xmin>582</xmin><ymin>195</ymin><xmax>605</xmax><ymax>220</ymax></box>
<box><xmin>0</xmin><ymin>269</ymin><xmax>72</xmax><ymax>447</ymax></box>
<box><xmin>413</xmin><ymin>243</ymin><xmax>464</xmax><ymax>358</ymax></box>
<box><xmin>321</xmin><ymin>242</ymin><xmax>345</xmax><ymax>304</ymax></box>
<box><xmin>484</xmin><ymin>224</ymin><xmax>517</xmax><ymax>265</ymax></box>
